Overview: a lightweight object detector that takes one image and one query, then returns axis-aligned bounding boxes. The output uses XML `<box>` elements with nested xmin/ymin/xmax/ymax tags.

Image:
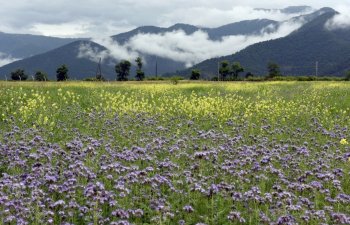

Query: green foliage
<box><xmin>170</xmin><ymin>76</ymin><xmax>183</xmax><ymax>85</ymax></box>
<box><xmin>245</xmin><ymin>72</ymin><xmax>254</xmax><ymax>78</ymax></box>
<box><xmin>345</xmin><ymin>71</ymin><xmax>350</xmax><ymax>81</ymax></box>
<box><xmin>190</xmin><ymin>69</ymin><xmax>201</xmax><ymax>80</ymax></box>
<box><xmin>135</xmin><ymin>57</ymin><xmax>145</xmax><ymax>81</ymax></box>
<box><xmin>136</xmin><ymin>70</ymin><xmax>145</xmax><ymax>81</ymax></box>
<box><xmin>219</xmin><ymin>60</ymin><xmax>230</xmax><ymax>80</ymax></box>
<box><xmin>84</xmin><ymin>77</ymin><xmax>106</xmax><ymax>81</ymax></box>
<box><xmin>145</xmin><ymin>76</ymin><xmax>165</xmax><ymax>81</ymax></box>
<box><xmin>10</xmin><ymin>69</ymin><xmax>28</xmax><ymax>81</ymax></box>
<box><xmin>245</xmin><ymin>76</ymin><xmax>265</xmax><ymax>81</ymax></box>
<box><xmin>56</xmin><ymin>65</ymin><xmax>69</xmax><ymax>81</ymax></box>
<box><xmin>34</xmin><ymin>71</ymin><xmax>48</xmax><ymax>81</ymax></box>
<box><xmin>231</xmin><ymin>62</ymin><xmax>244</xmax><ymax>80</ymax></box>
<box><xmin>116</xmin><ymin>60</ymin><xmax>131</xmax><ymax>81</ymax></box>
<box><xmin>95</xmin><ymin>74</ymin><xmax>106</xmax><ymax>81</ymax></box>
<box><xmin>267</xmin><ymin>62</ymin><xmax>281</xmax><ymax>78</ymax></box>
<box><xmin>218</xmin><ymin>61</ymin><xmax>245</xmax><ymax>80</ymax></box>
<box><xmin>246</xmin><ymin>76</ymin><xmax>343</xmax><ymax>82</ymax></box>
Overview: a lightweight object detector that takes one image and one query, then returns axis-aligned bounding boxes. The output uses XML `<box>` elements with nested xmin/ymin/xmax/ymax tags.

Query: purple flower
<box><xmin>276</xmin><ymin>215</ymin><xmax>296</xmax><ymax>225</ymax></box>
<box><xmin>227</xmin><ymin>211</ymin><xmax>246</xmax><ymax>223</ymax></box>
<box><xmin>183</xmin><ymin>205</ymin><xmax>194</xmax><ymax>213</ymax></box>
<box><xmin>331</xmin><ymin>213</ymin><xmax>350</xmax><ymax>224</ymax></box>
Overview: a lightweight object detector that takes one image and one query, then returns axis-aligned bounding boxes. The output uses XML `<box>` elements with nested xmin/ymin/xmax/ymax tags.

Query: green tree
<box><xmin>219</xmin><ymin>60</ymin><xmax>230</xmax><ymax>81</ymax></box>
<box><xmin>34</xmin><ymin>71</ymin><xmax>48</xmax><ymax>81</ymax></box>
<box><xmin>11</xmin><ymin>69</ymin><xmax>28</xmax><ymax>81</ymax></box>
<box><xmin>345</xmin><ymin>71</ymin><xmax>350</xmax><ymax>81</ymax></box>
<box><xmin>116</xmin><ymin>60</ymin><xmax>131</xmax><ymax>81</ymax></box>
<box><xmin>245</xmin><ymin>72</ymin><xmax>254</xmax><ymax>79</ymax></box>
<box><xmin>267</xmin><ymin>62</ymin><xmax>281</xmax><ymax>78</ymax></box>
<box><xmin>190</xmin><ymin>69</ymin><xmax>200</xmax><ymax>80</ymax></box>
<box><xmin>231</xmin><ymin>62</ymin><xmax>244</xmax><ymax>80</ymax></box>
<box><xmin>56</xmin><ymin>65</ymin><xmax>69</xmax><ymax>81</ymax></box>
<box><xmin>135</xmin><ymin>57</ymin><xmax>145</xmax><ymax>81</ymax></box>
<box><xmin>96</xmin><ymin>74</ymin><xmax>106</xmax><ymax>81</ymax></box>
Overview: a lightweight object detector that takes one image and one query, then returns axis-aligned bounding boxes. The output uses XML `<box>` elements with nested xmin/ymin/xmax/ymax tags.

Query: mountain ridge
<box><xmin>0</xmin><ymin>32</ymin><xmax>83</xmax><ymax>59</ymax></box>
<box><xmin>0</xmin><ymin>18</ymin><xmax>282</xmax><ymax>79</ymax></box>
<box><xmin>177</xmin><ymin>9</ymin><xmax>350</xmax><ymax>78</ymax></box>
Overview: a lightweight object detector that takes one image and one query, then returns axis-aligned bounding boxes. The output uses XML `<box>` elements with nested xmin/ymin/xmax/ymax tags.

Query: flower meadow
<box><xmin>0</xmin><ymin>81</ymin><xmax>350</xmax><ymax>225</ymax></box>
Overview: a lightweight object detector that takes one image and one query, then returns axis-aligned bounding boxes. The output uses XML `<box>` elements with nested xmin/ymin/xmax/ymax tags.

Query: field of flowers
<box><xmin>0</xmin><ymin>81</ymin><xmax>350</xmax><ymax>225</ymax></box>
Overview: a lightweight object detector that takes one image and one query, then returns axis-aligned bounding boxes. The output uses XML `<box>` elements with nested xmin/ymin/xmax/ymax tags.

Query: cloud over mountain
<box><xmin>79</xmin><ymin>19</ymin><xmax>304</xmax><ymax>67</ymax></box>
<box><xmin>325</xmin><ymin>5</ymin><xmax>350</xmax><ymax>30</ymax></box>
<box><xmin>0</xmin><ymin>52</ymin><xmax>20</xmax><ymax>67</ymax></box>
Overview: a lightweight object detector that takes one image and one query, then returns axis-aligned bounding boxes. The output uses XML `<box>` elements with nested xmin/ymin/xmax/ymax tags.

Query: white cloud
<box><xmin>0</xmin><ymin>52</ymin><xmax>20</xmax><ymax>67</ymax></box>
<box><xmin>157</xmin><ymin>6</ymin><xmax>313</xmax><ymax>27</ymax></box>
<box><xmin>78</xmin><ymin>38</ymin><xmax>140</xmax><ymax>63</ymax></box>
<box><xmin>78</xmin><ymin>19</ymin><xmax>304</xmax><ymax>67</ymax></box>
<box><xmin>325</xmin><ymin>5</ymin><xmax>350</xmax><ymax>30</ymax></box>
<box><xmin>0</xmin><ymin>0</ymin><xmax>339</xmax><ymax>37</ymax></box>
<box><xmin>30</xmin><ymin>21</ymin><xmax>91</xmax><ymax>37</ymax></box>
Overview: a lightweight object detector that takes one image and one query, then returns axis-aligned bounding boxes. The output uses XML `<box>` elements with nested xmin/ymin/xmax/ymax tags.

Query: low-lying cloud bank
<box><xmin>0</xmin><ymin>52</ymin><xmax>20</xmax><ymax>67</ymax></box>
<box><xmin>325</xmin><ymin>6</ymin><xmax>350</xmax><ymax>30</ymax></box>
<box><xmin>78</xmin><ymin>20</ymin><xmax>304</xmax><ymax>67</ymax></box>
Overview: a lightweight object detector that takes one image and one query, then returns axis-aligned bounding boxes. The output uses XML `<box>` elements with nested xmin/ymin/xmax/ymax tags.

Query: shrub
<box><xmin>34</xmin><ymin>71</ymin><xmax>48</xmax><ymax>81</ymax></box>
<box><xmin>345</xmin><ymin>71</ymin><xmax>350</xmax><ymax>81</ymax></box>
<box><xmin>170</xmin><ymin>76</ymin><xmax>182</xmax><ymax>85</ymax></box>
<box><xmin>145</xmin><ymin>76</ymin><xmax>165</xmax><ymax>81</ymax></box>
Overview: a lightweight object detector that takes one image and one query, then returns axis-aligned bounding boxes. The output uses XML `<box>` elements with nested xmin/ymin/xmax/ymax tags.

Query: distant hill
<box><xmin>0</xmin><ymin>32</ymin><xmax>82</xmax><ymax>59</ymax></box>
<box><xmin>112</xmin><ymin>24</ymin><xmax>199</xmax><ymax>44</ymax></box>
<box><xmin>177</xmin><ymin>8</ymin><xmax>350</xmax><ymax>78</ymax></box>
<box><xmin>0</xmin><ymin>41</ymin><xmax>115</xmax><ymax>80</ymax></box>
<box><xmin>112</xmin><ymin>20</ymin><xmax>279</xmax><ymax>43</ymax></box>
<box><xmin>0</xmin><ymin>19</ymin><xmax>279</xmax><ymax>80</ymax></box>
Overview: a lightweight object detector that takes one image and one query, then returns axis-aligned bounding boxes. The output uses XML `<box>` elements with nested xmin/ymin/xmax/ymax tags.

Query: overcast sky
<box><xmin>0</xmin><ymin>0</ymin><xmax>349</xmax><ymax>37</ymax></box>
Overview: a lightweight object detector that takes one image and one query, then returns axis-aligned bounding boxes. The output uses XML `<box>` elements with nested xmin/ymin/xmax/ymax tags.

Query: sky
<box><xmin>0</xmin><ymin>0</ymin><xmax>349</xmax><ymax>37</ymax></box>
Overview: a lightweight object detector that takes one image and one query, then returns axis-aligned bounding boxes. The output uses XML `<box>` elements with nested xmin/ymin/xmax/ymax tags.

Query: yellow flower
<box><xmin>340</xmin><ymin>139</ymin><xmax>348</xmax><ymax>145</ymax></box>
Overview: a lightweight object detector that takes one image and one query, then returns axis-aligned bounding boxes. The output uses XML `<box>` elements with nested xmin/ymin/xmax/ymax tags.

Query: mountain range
<box><xmin>177</xmin><ymin>7</ymin><xmax>350</xmax><ymax>77</ymax></box>
<box><xmin>0</xmin><ymin>18</ymin><xmax>280</xmax><ymax>79</ymax></box>
<box><xmin>0</xmin><ymin>6</ymin><xmax>349</xmax><ymax>79</ymax></box>
<box><xmin>0</xmin><ymin>32</ymin><xmax>82</xmax><ymax>59</ymax></box>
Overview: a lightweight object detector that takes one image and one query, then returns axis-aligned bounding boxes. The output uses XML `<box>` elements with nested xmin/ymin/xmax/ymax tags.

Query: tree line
<box><xmin>8</xmin><ymin>57</ymin><xmax>146</xmax><ymax>82</ymax></box>
<box><xmin>7</xmin><ymin>59</ymin><xmax>350</xmax><ymax>81</ymax></box>
<box><xmin>190</xmin><ymin>61</ymin><xmax>281</xmax><ymax>81</ymax></box>
<box><xmin>9</xmin><ymin>65</ymin><xmax>69</xmax><ymax>81</ymax></box>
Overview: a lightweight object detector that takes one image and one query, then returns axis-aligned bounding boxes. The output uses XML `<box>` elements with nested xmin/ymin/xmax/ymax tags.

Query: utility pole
<box><xmin>315</xmin><ymin>61</ymin><xmax>319</xmax><ymax>77</ymax></box>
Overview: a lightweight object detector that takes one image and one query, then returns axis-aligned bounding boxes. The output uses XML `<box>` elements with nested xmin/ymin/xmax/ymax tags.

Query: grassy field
<box><xmin>0</xmin><ymin>81</ymin><xmax>350</xmax><ymax>224</ymax></box>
